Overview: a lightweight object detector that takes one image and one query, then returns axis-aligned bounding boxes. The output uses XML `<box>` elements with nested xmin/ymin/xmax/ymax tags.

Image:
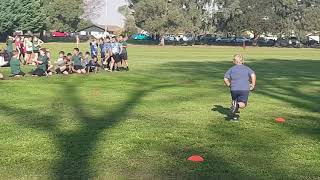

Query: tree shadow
<box><xmin>0</xmin><ymin>58</ymin><xmax>319</xmax><ymax>178</ymax></box>
<box><xmin>0</xmin><ymin>79</ymin><xmax>176</xmax><ymax>179</ymax></box>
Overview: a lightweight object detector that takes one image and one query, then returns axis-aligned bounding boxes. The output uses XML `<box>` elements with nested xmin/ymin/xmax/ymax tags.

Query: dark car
<box><xmin>216</xmin><ymin>37</ymin><xmax>234</xmax><ymax>45</ymax></box>
<box><xmin>257</xmin><ymin>38</ymin><xmax>276</xmax><ymax>47</ymax></box>
<box><xmin>276</xmin><ymin>37</ymin><xmax>301</xmax><ymax>48</ymax></box>
<box><xmin>305</xmin><ymin>40</ymin><xmax>320</xmax><ymax>48</ymax></box>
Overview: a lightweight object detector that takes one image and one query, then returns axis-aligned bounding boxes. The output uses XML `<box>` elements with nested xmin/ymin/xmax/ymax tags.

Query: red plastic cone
<box><xmin>187</xmin><ymin>155</ymin><xmax>204</xmax><ymax>162</ymax></box>
<box><xmin>276</xmin><ymin>117</ymin><xmax>286</xmax><ymax>123</ymax></box>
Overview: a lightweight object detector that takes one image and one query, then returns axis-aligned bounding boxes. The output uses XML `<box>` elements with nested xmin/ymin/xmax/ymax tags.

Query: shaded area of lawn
<box><xmin>0</xmin><ymin>58</ymin><xmax>319</xmax><ymax>179</ymax></box>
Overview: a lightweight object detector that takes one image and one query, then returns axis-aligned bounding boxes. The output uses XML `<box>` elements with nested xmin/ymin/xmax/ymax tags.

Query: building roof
<box><xmin>78</xmin><ymin>24</ymin><xmax>122</xmax><ymax>33</ymax></box>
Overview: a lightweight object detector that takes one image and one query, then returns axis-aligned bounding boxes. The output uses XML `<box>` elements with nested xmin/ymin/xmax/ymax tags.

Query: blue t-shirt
<box><xmin>104</xmin><ymin>43</ymin><xmax>111</xmax><ymax>52</ymax></box>
<box><xmin>90</xmin><ymin>42</ymin><xmax>98</xmax><ymax>56</ymax></box>
<box><xmin>111</xmin><ymin>42</ymin><xmax>121</xmax><ymax>54</ymax></box>
<box><xmin>99</xmin><ymin>43</ymin><xmax>105</xmax><ymax>54</ymax></box>
<box><xmin>224</xmin><ymin>64</ymin><xmax>255</xmax><ymax>91</ymax></box>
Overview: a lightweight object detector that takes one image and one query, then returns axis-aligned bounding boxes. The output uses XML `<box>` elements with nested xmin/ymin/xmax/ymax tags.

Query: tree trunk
<box><xmin>159</xmin><ymin>35</ymin><xmax>165</xmax><ymax>46</ymax></box>
<box><xmin>252</xmin><ymin>33</ymin><xmax>260</xmax><ymax>46</ymax></box>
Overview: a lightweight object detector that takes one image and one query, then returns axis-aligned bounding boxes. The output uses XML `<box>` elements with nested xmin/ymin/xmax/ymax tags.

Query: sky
<box><xmin>87</xmin><ymin>0</ymin><xmax>127</xmax><ymax>27</ymax></box>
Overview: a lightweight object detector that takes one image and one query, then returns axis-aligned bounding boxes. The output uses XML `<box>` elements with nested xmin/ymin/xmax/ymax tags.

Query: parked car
<box><xmin>257</xmin><ymin>38</ymin><xmax>276</xmax><ymax>46</ymax></box>
<box><xmin>164</xmin><ymin>34</ymin><xmax>176</xmax><ymax>42</ymax></box>
<box><xmin>306</xmin><ymin>40</ymin><xmax>320</xmax><ymax>48</ymax></box>
<box><xmin>131</xmin><ymin>33</ymin><xmax>152</xmax><ymax>40</ymax></box>
<box><xmin>288</xmin><ymin>37</ymin><xmax>301</xmax><ymax>47</ymax></box>
<box><xmin>216</xmin><ymin>37</ymin><xmax>234</xmax><ymax>44</ymax></box>
<box><xmin>276</xmin><ymin>37</ymin><xmax>301</xmax><ymax>48</ymax></box>
<box><xmin>235</xmin><ymin>37</ymin><xmax>251</xmax><ymax>44</ymax></box>
<box><xmin>52</xmin><ymin>31</ymin><xmax>69</xmax><ymax>37</ymax></box>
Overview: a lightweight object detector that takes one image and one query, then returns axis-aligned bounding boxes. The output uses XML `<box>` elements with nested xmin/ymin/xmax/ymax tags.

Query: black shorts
<box><xmin>101</xmin><ymin>53</ymin><xmax>105</xmax><ymax>59</ymax></box>
<box><xmin>112</xmin><ymin>54</ymin><xmax>121</xmax><ymax>63</ymax></box>
<box><xmin>32</xmin><ymin>68</ymin><xmax>46</xmax><ymax>76</ymax></box>
<box><xmin>33</xmin><ymin>50</ymin><xmax>39</xmax><ymax>53</ymax></box>
<box><xmin>120</xmin><ymin>52</ymin><xmax>128</xmax><ymax>60</ymax></box>
<box><xmin>74</xmin><ymin>65</ymin><xmax>84</xmax><ymax>70</ymax></box>
<box><xmin>231</xmin><ymin>90</ymin><xmax>250</xmax><ymax>105</ymax></box>
<box><xmin>27</xmin><ymin>51</ymin><xmax>32</xmax><ymax>54</ymax></box>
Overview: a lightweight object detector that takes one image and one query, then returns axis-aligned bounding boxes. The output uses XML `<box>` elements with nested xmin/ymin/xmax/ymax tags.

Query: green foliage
<box><xmin>130</xmin><ymin>0</ymin><xmax>320</xmax><ymax>37</ymax></box>
<box><xmin>0</xmin><ymin>0</ymin><xmax>44</xmax><ymax>34</ymax></box>
<box><xmin>42</xmin><ymin>0</ymin><xmax>89</xmax><ymax>32</ymax></box>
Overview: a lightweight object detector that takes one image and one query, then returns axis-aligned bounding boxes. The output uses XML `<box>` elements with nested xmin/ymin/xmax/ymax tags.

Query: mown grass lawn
<box><xmin>0</xmin><ymin>43</ymin><xmax>319</xmax><ymax>179</ymax></box>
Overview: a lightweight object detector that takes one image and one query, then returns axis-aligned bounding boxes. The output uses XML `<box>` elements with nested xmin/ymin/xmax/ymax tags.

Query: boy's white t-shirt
<box><xmin>26</xmin><ymin>41</ymin><xmax>33</xmax><ymax>51</ymax></box>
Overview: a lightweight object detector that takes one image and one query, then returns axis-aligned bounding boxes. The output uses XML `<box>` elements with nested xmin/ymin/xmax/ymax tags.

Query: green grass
<box><xmin>0</xmin><ymin>44</ymin><xmax>319</xmax><ymax>179</ymax></box>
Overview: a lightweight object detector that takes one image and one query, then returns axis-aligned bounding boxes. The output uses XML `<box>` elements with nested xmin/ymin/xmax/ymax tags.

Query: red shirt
<box><xmin>15</xmin><ymin>41</ymin><xmax>22</xmax><ymax>49</ymax></box>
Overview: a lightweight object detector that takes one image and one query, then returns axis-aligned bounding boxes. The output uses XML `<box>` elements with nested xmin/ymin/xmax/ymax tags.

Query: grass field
<box><xmin>0</xmin><ymin>44</ymin><xmax>319</xmax><ymax>179</ymax></box>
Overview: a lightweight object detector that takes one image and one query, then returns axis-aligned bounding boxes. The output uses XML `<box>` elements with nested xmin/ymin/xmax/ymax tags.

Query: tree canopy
<box><xmin>129</xmin><ymin>0</ymin><xmax>320</xmax><ymax>38</ymax></box>
<box><xmin>0</xmin><ymin>0</ymin><xmax>89</xmax><ymax>35</ymax></box>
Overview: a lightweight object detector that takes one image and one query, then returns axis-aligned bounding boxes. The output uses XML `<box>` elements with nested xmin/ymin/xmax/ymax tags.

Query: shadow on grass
<box><xmin>0</xmin><ymin>58</ymin><xmax>319</xmax><ymax>178</ymax></box>
<box><xmin>211</xmin><ymin>105</ymin><xmax>232</xmax><ymax>121</ymax></box>
<box><xmin>0</xmin><ymin>79</ymin><xmax>176</xmax><ymax>179</ymax></box>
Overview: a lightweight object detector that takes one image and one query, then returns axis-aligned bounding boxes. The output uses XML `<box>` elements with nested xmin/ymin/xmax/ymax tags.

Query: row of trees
<box><xmin>125</xmin><ymin>0</ymin><xmax>320</xmax><ymax>41</ymax></box>
<box><xmin>0</xmin><ymin>0</ymin><xmax>97</xmax><ymax>36</ymax></box>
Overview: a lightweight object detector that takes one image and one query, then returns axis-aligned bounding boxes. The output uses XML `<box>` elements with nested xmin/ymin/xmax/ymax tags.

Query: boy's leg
<box><xmin>237</xmin><ymin>91</ymin><xmax>249</xmax><ymax>109</ymax></box>
<box><xmin>109</xmin><ymin>58</ymin><xmax>115</xmax><ymax>72</ymax></box>
<box><xmin>81</xmin><ymin>68</ymin><xmax>86</xmax><ymax>74</ymax></box>
<box><xmin>230</xmin><ymin>91</ymin><xmax>239</xmax><ymax>115</ymax></box>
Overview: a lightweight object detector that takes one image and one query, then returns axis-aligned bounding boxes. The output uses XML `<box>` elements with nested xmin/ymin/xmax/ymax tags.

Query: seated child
<box><xmin>66</xmin><ymin>53</ymin><xmax>74</xmax><ymax>73</ymax></box>
<box><xmin>86</xmin><ymin>56</ymin><xmax>100</xmax><ymax>74</ymax></box>
<box><xmin>72</xmin><ymin>48</ymin><xmax>86</xmax><ymax>74</ymax></box>
<box><xmin>46</xmin><ymin>49</ymin><xmax>53</xmax><ymax>76</ymax></box>
<box><xmin>32</xmin><ymin>48</ymin><xmax>49</xmax><ymax>77</ymax></box>
<box><xmin>55</xmin><ymin>51</ymin><xmax>69</xmax><ymax>75</ymax></box>
<box><xmin>10</xmin><ymin>50</ymin><xmax>25</xmax><ymax>77</ymax></box>
<box><xmin>82</xmin><ymin>52</ymin><xmax>90</xmax><ymax>69</ymax></box>
<box><xmin>0</xmin><ymin>50</ymin><xmax>8</xmax><ymax>67</ymax></box>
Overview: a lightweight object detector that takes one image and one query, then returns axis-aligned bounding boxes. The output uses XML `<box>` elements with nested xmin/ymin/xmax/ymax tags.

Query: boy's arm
<box><xmin>250</xmin><ymin>73</ymin><xmax>256</xmax><ymax>90</ymax></box>
<box><xmin>224</xmin><ymin>78</ymin><xmax>231</xmax><ymax>87</ymax></box>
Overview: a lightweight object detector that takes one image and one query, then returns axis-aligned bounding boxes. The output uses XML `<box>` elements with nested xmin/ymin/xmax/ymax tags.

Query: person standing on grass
<box><xmin>32</xmin><ymin>36</ymin><xmax>44</xmax><ymax>62</ymax></box>
<box><xmin>90</xmin><ymin>38</ymin><xmax>98</xmax><ymax>58</ymax></box>
<box><xmin>224</xmin><ymin>54</ymin><xmax>256</xmax><ymax>121</ymax></box>
<box><xmin>32</xmin><ymin>48</ymin><xmax>49</xmax><ymax>77</ymax></box>
<box><xmin>119</xmin><ymin>35</ymin><xmax>129</xmax><ymax>71</ymax></box>
<box><xmin>108</xmin><ymin>36</ymin><xmax>122</xmax><ymax>72</ymax></box>
<box><xmin>6</xmin><ymin>36</ymin><xmax>14</xmax><ymax>61</ymax></box>
<box><xmin>10</xmin><ymin>50</ymin><xmax>25</xmax><ymax>77</ymax></box>
<box><xmin>102</xmin><ymin>37</ymin><xmax>111</xmax><ymax>70</ymax></box>
<box><xmin>25</xmin><ymin>37</ymin><xmax>33</xmax><ymax>65</ymax></box>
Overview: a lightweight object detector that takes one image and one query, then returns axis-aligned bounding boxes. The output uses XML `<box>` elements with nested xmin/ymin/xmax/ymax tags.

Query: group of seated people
<box><xmin>0</xmin><ymin>35</ymin><xmax>129</xmax><ymax>79</ymax></box>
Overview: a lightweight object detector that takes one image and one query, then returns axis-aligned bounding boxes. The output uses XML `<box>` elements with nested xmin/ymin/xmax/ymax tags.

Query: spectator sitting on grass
<box><xmin>10</xmin><ymin>50</ymin><xmax>25</xmax><ymax>77</ymax></box>
<box><xmin>72</xmin><ymin>48</ymin><xmax>86</xmax><ymax>74</ymax></box>
<box><xmin>86</xmin><ymin>55</ymin><xmax>100</xmax><ymax>74</ymax></box>
<box><xmin>32</xmin><ymin>48</ymin><xmax>49</xmax><ymax>77</ymax></box>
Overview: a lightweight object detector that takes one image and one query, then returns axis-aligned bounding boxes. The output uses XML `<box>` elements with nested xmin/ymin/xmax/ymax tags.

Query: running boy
<box><xmin>72</xmin><ymin>48</ymin><xmax>86</xmax><ymax>74</ymax></box>
<box><xmin>224</xmin><ymin>54</ymin><xmax>256</xmax><ymax>121</ymax></box>
<box><xmin>10</xmin><ymin>50</ymin><xmax>25</xmax><ymax>77</ymax></box>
